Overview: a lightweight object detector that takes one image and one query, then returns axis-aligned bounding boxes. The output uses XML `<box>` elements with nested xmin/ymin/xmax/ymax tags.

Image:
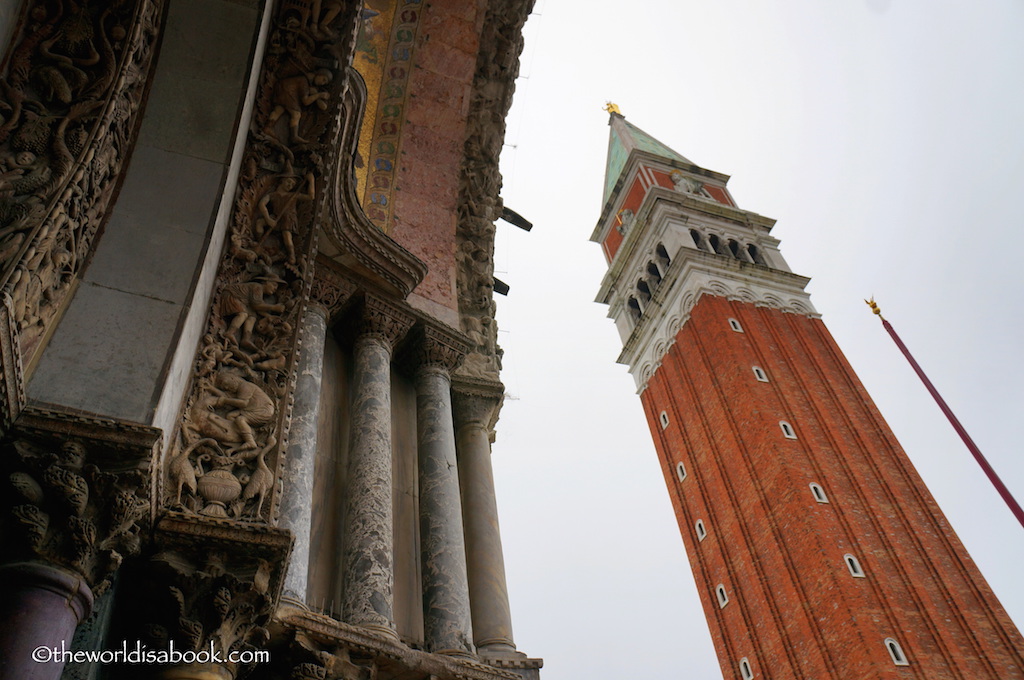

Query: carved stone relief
<box><xmin>127</xmin><ymin>512</ymin><xmax>292</xmax><ymax>679</ymax></box>
<box><xmin>454</xmin><ymin>0</ymin><xmax>532</xmax><ymax>383</ymax></box>
<box><xmin>166</xmin><ymin>0</ymin><xmax>362</xmax><ymax>523</ymax></box>
<box><xmin>0</xmin><ymin>406</ymin><xmax>159</xmax><ymax>594</ymax></box>
<box><xmin>0</xmin><ymin>0</ymin><xmax>164</xmax><ymax>368</ymax></box>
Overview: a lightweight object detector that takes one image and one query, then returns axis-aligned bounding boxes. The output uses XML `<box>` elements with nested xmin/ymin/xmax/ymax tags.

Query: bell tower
<box><xmin>592</xmin><ymin>109</ymin><xmax>1024</xmax><ymax>679</ymax></box>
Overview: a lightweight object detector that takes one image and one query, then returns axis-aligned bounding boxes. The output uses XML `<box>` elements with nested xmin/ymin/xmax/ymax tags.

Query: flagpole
<box><xmin>866</xmin><ymin>299</ymin><xmax>1024</xmax><ymax>530</ymax></box>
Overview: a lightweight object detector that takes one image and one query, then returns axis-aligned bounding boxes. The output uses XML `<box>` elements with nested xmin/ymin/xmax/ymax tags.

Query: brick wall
<box><xmin>640</xmin><ymin>294</ymin><xmax>1024</xmax><ymax>679</ymax></box>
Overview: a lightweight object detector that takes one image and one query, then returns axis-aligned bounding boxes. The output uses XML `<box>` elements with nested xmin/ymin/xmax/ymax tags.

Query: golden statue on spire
<box><xmin>604</xmin><ymin>101</ymin><xmax>622</xmax><ymax>115</ymax></box>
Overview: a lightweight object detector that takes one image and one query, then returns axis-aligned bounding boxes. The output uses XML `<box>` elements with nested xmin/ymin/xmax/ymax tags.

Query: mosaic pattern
<box><xmin>353</xmin><ymin>0</ymin><xmax>424</xmax><ymax>232</ymax></box>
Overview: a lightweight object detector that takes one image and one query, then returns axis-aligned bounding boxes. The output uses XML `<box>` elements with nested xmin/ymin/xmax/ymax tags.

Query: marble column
<box><xmin>0</xmin><ymin>562</ymin><xmax>94</xmax><ymax>680</ymax></box>
<box><xmin>452</xmin><ymin>382</ymin><xmax>517</xmax><ymax>655</ymax></box>
<box><xmin>278</xmin><ymin>303</ymin><xmax>328</xmax><ymax>606</ymax></box>
<box><xmin>340</xmin><ymin>298</ymin><xmax>412</xmax><ymax>638</ymax></box>
<box><xmin>414</xmin><ymin>329</ymin><xmax>474</xmax><ymax>656</ymax></box>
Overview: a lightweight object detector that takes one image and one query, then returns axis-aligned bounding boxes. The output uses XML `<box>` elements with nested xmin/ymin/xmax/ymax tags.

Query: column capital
<box><xmin>354</xmin><ymin>295</ymin><xmax>415</xmax><ymax>350</ymax></box>
<box><xmin>0</xmin><ymin>405</ymin><xmax>159</xmax><ymax>594</ymax></box>
<box><xmin>308</xmin><ymin>258</ymin><xmax>358</xmax><ymax>322</ymax></box>
<box><xmin>123</xmin><ymin>513</ymin><xmax>292</xmax><ymax>678</ymax></box>
<box><xmin>451</xmin><ymin>377</ymin><xmax>504</xmax><ymax>432</ymax></box>
<box><xmin>405</xmin><ymin>324</ymin><xmax>472</xmax><ymax>376</ymax></box>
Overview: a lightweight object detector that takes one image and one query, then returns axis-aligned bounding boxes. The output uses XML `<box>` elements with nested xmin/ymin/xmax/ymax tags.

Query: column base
<box><xmin>356</xmin><ymin>622</ymin><xmax>401</xmax><ymax>642</ymax></box>
<box><xmin>477</xmin><ymin>641</ymin><xmax>520</xmax><ymax>656</ymax></box>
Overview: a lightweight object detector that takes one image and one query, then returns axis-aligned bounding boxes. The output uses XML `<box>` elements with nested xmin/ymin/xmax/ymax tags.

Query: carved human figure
<box><xmin>218</xmin><ymin>273</ymin><xmax>286</xmax><ymax>350</ymax></box>
<box><xmin>255</xmin><ymin>172</ymin><xmax>315</xmax><ymax>264</ymax></box>
<box><xmin>670</xmin><ymin>170</ymin><xmax>709</xmax><ymax>197</ymax></box>
<box><xmin>312</xmin><ymin>0</ymin><xmax>345</xmax><ymax>37</ymax></box>
<box><xmin>191</xmin><ymin>372</ymin><xmax>274</xmax><ymax>451</ymax></box>
<box><xmin>263</xmin><ymin>69</ymin><xmax>332</xmax><ymax>144</ymax></box>
<box><xmin>210</xmin><ymin>372</ymin><xmax>275</xmax><ymax>451</ymax></box>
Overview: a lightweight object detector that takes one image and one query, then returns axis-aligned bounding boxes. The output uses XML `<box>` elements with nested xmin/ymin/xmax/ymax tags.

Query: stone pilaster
<box><xmin>452</xmin><ymin>378</ymin><xmax>516</xmax><ymax>655</ymax></box>
<box><xmin>340</xmin><ymin>297</ymin><xmax>413</xmax><ymax>638</ymax></box>
<box><xmin>410</xmin><ymin>327</ymin><xmax>474</xmax><ymax>656</ymax></box>
<box><xmin>279</xmin><ymin>303</ymin><xmax>329</xmax><ymax>606</ymax></box>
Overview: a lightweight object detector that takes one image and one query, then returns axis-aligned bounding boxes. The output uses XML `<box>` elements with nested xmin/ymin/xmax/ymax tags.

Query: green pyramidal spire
<box><xmin>603</xmin><ymin>108</ymin><xmax>693</xmax><ymax>206</ymax></box>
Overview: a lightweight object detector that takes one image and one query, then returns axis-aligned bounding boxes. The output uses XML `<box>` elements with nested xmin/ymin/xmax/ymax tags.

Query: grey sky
<box><xmin>489</xmin><ymin>1</ymin><xmax>1024</xmax><ymax>678</ymax></box>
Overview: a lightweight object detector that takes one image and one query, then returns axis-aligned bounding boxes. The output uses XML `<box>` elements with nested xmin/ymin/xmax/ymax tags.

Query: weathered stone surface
<box><xmin>416</xmin><ymin>365</ymin><xmax>473</xmax><ymax>656</ymax></box>
<box><xmin>453</xmin><ymin>383</ymin><xmax>515</xmax><ymax>653</ymax></box>
<box><xmin>280</xmin><ymin>305</ymin><xmax>328</xmax><ymax>604</ymax></box>
<box><xmin>340</xmin><ymin>300</ymin><xmax>413</xmax><ymax>637</ymax></box>
<box><xmin>29</xmin><ymin>283</ymin><xmax>182</xmax><ymax>423</ymax></box>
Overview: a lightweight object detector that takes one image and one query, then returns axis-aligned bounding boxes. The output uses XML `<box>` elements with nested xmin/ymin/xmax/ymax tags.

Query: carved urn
<box><xmin>197</xmin><ymin>469</ymin><xmax>242</xmax><ymax>517</ymax></box>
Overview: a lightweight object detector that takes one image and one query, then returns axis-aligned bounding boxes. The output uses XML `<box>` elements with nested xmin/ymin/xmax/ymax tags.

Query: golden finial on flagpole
<box><xmin>865</xmin><ymin>297</ymin><xmax>884</xmax><ymax>320</ymax></box>
<box><xmin>604</xmin><ymin>101</ymin><xmax>622</xmax><ymax>115</ymax></box>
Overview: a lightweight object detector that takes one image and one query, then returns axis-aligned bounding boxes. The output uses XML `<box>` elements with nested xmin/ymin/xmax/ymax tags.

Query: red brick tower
<box><xmin>592</xmin><ymin>109</ymin><xmax>1024</xmax><ymax>679</ymax></box>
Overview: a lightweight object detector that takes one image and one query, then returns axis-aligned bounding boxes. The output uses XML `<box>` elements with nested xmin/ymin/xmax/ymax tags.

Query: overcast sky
<box><xmin>485</xmin><ymin>1</ymin><xmax>1024</xmax><ymax>678</ymax></box>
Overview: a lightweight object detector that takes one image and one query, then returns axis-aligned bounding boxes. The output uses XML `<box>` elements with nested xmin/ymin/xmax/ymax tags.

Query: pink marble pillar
<box><xmin>0</xmin><ymin>562</ymin><xmax>94</xmax><ymax>680</ymax></box>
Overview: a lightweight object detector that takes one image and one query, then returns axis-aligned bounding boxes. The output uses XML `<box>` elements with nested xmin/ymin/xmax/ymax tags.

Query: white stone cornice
<box><xmin>617</xmin><ymin>247</ymin><xmax>818</xmax><ymax>393</ymax></box>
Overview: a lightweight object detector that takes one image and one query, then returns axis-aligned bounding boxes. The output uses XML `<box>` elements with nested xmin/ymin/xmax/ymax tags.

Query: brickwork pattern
<box><xmin>641</xmin><ymin>294</ymin><xmax>1024</xmax><ymax>679</ymax></box>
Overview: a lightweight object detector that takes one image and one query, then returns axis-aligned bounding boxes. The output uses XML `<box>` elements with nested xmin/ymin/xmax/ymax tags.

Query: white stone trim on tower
<box><xmin>596</xmin><ymin>187</ymin><xmax>818</xmax><ymax>392</ymax></box>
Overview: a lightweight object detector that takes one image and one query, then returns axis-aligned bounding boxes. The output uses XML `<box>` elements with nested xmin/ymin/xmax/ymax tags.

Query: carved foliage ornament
<box><xmin>168</xmin><ymin>0</ymin><xmax>360</xmax><ymax>523</ymax></box>
<box><xmin>0</xmin><ymin>433</ymin><xmax>149</xmax><ymax>594</ymax></box>
<box><xmin>123</xmin><ymin>512</ymin><xmax>291</xmax><ymax>676</ymax></box>
<box><xmin>0</xmin><ymin>0</ymin><xmax>163</xmax><ymax>364</ymax></box>
<box><xmin>145</xmin><ymin>550</ymin><xmax>273</xmax><ymax>677</ymax></box>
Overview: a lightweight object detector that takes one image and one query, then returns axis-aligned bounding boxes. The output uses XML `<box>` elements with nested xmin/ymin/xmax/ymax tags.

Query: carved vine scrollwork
<box><xmin>0</xmin><ymin>432</ymin><xmax>150</xmax><ymax>595</ymax></box>
<box><xmin>167</xmin><ymin>0</ymin><xmax>361</xmax><ymax>523</ymax></box>
<box><xmin>0</xmin><ymin>0</ymin><xmax>163</xmax><ymax>364</ymax></box>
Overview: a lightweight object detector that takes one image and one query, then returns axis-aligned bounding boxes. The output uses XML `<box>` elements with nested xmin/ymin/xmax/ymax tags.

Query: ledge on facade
<box><xmin>11</xmin><ymin>401</ymin><xmax>163</xmax><ymax>451</ymax></box>
<box><xmin>275</xmin><ymin>607</ymin><xmax>541</xmax><ymax>680</ymax></box>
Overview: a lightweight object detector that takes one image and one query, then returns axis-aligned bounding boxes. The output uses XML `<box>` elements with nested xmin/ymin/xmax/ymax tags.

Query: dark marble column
<box><xmin>414</xmin><ymin>328</ymin><xmax>474</xmax><ymax>656</ymax></box>
<box><xmin>0</xmin><ymin>562</ymin><xmax>93</xmax><ymax>680</ymax></box>
<box><xmin>340</xmin><ymin>298</ymin><xmax>412</xmax><ymax>638</ymax></box>
<box><xmin>452</xmin><ymin>380</ymin><xmax>517</xmax><ymax>655</ymax></box>
<box><xmin>279</xmin><ymin>303</ymin><xmax>328</xmax><ymax>606</ymax></box>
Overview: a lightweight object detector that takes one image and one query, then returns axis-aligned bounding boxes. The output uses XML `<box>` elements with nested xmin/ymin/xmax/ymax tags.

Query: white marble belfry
<box><xmin>453</xmin><ymin>383</ymin><xmax>517</xmax><ymax>654</ymax></box>
<box><xmin>415</xmin><ymin>332</ymin><xmax>475</xmax><ymax>656</ymax></box>
<box><xmin>340</xmin><ymin>300</ymin><xmax>411</xmax><ymax>638</ymax></box>
<box><xmin>278</xmin><ymin>303</ymin><xmax>328</xmax><ymax>605</ymax></box>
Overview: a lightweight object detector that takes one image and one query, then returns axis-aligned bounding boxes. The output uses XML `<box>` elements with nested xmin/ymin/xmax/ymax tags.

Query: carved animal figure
<box><xmin>242</xmin><ymin>437</ymin><xmax>275</xmax><ymax>518</ymax></box>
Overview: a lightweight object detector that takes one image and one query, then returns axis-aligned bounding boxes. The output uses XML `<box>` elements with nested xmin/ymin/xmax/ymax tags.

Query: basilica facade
<box><xmin>0</xmin><ymin>1</ymin><xmax>541</xmax><ymax>679</ymax></box>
